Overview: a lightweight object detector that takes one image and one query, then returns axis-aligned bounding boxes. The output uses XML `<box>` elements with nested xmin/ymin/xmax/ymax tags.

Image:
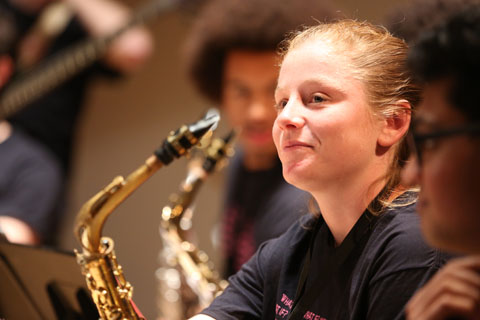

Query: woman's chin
<box><xmin>282</xmin><ymin>162</ymin><xmax>313</xmax><ymax>188</ymax></box>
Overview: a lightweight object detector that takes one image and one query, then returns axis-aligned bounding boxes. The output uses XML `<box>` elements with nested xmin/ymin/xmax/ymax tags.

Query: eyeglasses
<box><xmin>407</xmin><ymin>121</ymin><xmax>480</xmax><ymax>165</ymax></box>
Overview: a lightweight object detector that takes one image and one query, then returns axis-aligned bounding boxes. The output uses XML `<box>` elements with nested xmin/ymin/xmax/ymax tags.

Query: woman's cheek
<box><xmin>272</xmin><ymin>123</ymin><xmax>281</xmax><ymax>151</ymax></box>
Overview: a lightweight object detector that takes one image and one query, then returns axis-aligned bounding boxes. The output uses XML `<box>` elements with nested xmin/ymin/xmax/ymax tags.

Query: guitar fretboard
<box><xmin>0</xmin><ymin>38</ymin><xmax>106</xmax><ymax>119</ymax></box>
<box><xmin>0</xmin><ymin>0</ymin><xmax>181</xmax><ymax>120</ymax></box>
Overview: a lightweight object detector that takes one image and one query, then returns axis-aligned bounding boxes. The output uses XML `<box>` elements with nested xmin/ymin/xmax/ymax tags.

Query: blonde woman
<box><xmin>191</xmin><ymin>20</ymin><xmax>449</xmax><ymax>320</ymax></box>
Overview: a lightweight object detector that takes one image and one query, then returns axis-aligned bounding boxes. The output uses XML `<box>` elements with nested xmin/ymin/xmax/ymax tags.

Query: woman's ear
<box><xmin>377</xmin><ymin>100</ymin><xmax>411</xmax><ymax>148</ymax></box>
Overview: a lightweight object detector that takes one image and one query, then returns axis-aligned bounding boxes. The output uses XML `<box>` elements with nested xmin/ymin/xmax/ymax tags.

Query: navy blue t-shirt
<box><xmin>0</xmin><ymin>128</ymin><xmax>62</xmax><ymax>240</ymax></box>
<box><xmin>203</xmin><ymin>196</ymin><xmax>449</xmax><ymax>319</ymax></box>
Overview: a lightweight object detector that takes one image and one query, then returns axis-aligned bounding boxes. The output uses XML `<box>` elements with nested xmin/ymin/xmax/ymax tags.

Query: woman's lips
<box><xmin>283</xmin><ymin>140</ymin><xmax>313</xmax><ymax>149</ymax></box>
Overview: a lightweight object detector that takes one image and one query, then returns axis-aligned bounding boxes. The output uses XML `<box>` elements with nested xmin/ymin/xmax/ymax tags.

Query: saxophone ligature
<box><xmin>157</xmin><ymin>130</ymin><xmax>235</xmax><ymax>319</ymax></box>
<box><xmin>73</xmin><ymin>110</ymin><xmax>220</xmax><ymax>320</ymax></box>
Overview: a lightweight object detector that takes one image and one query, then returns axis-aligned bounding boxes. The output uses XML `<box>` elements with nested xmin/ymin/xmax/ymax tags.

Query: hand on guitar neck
<box><xmin>0</xmin><ymin>0</ymin><xmax>157</xmax><ymax>120</ymax></box>
<box><xmin>14</xmin><ymin>0</ymin><xmax>153</xmax><ymax>73</ymax></box>
<box><xmin>63</xmin><ymin>0</ymin><xmax>153</xmax><ymax>73</ymax></box>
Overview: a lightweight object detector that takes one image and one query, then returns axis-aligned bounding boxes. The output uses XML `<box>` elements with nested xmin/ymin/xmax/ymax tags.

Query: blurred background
<box><xmin>50</xmin><ymin>0</ymin><xmax>409</xmax><ymax>318</ymax></box>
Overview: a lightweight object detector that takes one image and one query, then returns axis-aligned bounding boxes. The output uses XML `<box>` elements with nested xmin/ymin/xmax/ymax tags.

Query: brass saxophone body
<box><xmin>74</xmin><ymin>112</ymin><xmax>219</xmax><ymax>320</ymax></box>
<box><xmin>157</xmin><ymin>131</ymin><xmax>234</xmax><ymax>319</ymax></box>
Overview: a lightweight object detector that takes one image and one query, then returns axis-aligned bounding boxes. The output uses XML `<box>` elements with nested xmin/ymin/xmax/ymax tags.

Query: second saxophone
<box><xmin>157</xmin><ymin>131</ymin><xmax>235</xmax><ymax>319</ymax></box>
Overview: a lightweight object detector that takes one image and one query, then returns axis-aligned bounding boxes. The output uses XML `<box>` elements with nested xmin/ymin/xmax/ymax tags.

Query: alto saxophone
<box><xmin>157</xmin><ymin>131</ymin><xmax>235</xmax><ymax>319</ymax></box>
<box><xmin>73</xmin><ymin>111</ymin><xmax>220</xmax><ymax>320</ymax></box>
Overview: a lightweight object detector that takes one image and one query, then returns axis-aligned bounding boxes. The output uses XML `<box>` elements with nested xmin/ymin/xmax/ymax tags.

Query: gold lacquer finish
<box><xmin>75</xmin><ymin>155</ymin><xmax>162</xmax><ymax>253</ymax></box>
<box><xmin>74</xmin><ymin>111</ymin><xmax>220</xmax><ymax>320</ymax></box>
<box><xmin>157</xmin><ymin>131</ymin><xmax>235</xmax><ymax>319</ymax></box>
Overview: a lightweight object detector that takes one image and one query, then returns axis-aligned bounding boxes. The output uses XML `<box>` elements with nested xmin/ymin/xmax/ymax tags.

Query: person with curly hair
<box><xmin>403</xmin><ymin>6</ymin><xmax>480</xmax><ymax>319</ymax></box>
<box><xmin>384</xmin><ymin>0</ymin><xmax>480</xmax><ymax>43</ymax></box>
<box><xmin>183</xmin><ymin>0</ymin><xmax>339</xmax><ymax>277</ymax></box>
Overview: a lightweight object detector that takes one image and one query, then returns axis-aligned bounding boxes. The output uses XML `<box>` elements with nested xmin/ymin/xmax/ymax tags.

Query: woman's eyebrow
<box><xmin>276</xmin><ymin>77</ymin><xmax>347</xmax><ymax>93</ymax></box>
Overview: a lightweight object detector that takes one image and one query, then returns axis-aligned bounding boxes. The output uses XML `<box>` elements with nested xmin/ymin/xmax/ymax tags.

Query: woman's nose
<box><xmin>275</xmin><ymin>99</ymin><xmax>305</xmax><ymax>130</ymax></box>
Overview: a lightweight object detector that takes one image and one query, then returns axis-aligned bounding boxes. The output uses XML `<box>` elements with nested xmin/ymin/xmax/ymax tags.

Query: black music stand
<box><xmin>0</xmin><ymin>239</ymin><xmax>99</xmax><ymax>320</ymax></box>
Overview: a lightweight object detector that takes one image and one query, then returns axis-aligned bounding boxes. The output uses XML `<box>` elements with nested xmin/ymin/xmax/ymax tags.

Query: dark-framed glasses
<box><xmin>407</xmin><ymin>121</ymin><xmax>480</xmax><ymax>165</ymax></box>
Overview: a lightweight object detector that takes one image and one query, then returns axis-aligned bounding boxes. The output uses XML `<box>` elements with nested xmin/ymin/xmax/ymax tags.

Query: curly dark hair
<box><xmin>384</xmin><ymin>0</ymin><xmax>480</xmax><ymax>44</ymax></box>
<box><xmin>408</xmin><ymin>5</ymin><xmax>480</xmax><ymax>121</ymax></box>
<box><xmin>183</xmin><ymin>0</ymin><xmax>338</xmax><ymax>103</ymax></box>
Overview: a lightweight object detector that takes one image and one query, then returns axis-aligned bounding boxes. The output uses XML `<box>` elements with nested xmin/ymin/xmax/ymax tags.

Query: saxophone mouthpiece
<box><xmin>154</xmin><ymin>109</ymin><xmax>220</xmax><ymax>165</ymax></box>
<box><xmin>202</xmin><ymin>129</ymin><xmax>236</xmax><ymax>173</ymax></box>
<box><xmin>189</xmin><ymin>108</ymin><xmax>220</xmax><ymax>139</ymax></box>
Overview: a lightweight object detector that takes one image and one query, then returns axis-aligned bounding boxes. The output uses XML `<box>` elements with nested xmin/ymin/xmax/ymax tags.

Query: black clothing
<box><xmin>204</xmin><ymin>197</ymin><xmax>449</xmax><ymax>320</ymax></box>
<box><xmin>1</xmin><ymin>0</ymin><xmax>118</xmax><ymax>173</ymax></box>
<box><xmin>0</xmin><ymin>128</ymin><xmax>62</xmax><ymax>240</ymax></box>
<box><xmin>222</xmin><ymin>152</ymin><xmax>309</xmax><ymax>276</ymax></box>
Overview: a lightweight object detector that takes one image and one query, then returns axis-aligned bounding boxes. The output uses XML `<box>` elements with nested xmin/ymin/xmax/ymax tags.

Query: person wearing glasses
<box><xmin>402</xmin><ymin>6</ymin><xmax>480</xmax><ymax>320</ymax></box>
<box><xmin>190</xmin><ymin>19</ymin><xmax>448</xmax><ymax>320</ymax></box>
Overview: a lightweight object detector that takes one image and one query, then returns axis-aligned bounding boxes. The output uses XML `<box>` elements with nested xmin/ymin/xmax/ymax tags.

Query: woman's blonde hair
<box><xmin>280</xmin><ymin>20</ymin><xmax>421</xmax><ymax>211</ymax></box>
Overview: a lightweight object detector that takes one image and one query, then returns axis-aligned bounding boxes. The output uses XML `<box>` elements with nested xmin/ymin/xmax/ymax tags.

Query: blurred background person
<box><xmin>384</xmin><ymin>0</ymin><xmax>480</xmax><ymax>44</ymax></box>
<box><xmin>0</xmin><ymin>118</ymin><xmax>62</xmax><ymax>245</ymax></box>
<box><xmin>0</xmin><ymin>0</ymin><xmax>153</xmax><ymax>245</ymax></box>
<box><xmin>183</xmin><ymin>0</ymin><xmax>339</xmax><ymax>277</ymax></box>
<box><xmin>0</xmin><ymin>8</ymin><xmax>62</xmax><ymax>245</ymax></box>
<box><xmin>3</xmin><ymin>0</ymin><xmax>153</xmax><ymax>174</ymax></box>
<box><xmin>402</xmin><ymin>5</ymin><xmax>480</xmax><ymax>319</ymax></box>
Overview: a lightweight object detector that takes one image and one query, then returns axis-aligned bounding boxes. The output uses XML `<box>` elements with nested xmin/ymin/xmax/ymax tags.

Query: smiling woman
<box><xmin>273</xmin><ymin>43</ymin><xmax>377</xmax><ymax>197</ymax></box>
<box><xmin>273</xmin><ymin>20</ymin><xmax>422</xmax><ymax>219</ymax></box>
<box><xmin>190</xmin><ymin>20</ymin><xmax>450</xmax><ymax>320</ymax></box>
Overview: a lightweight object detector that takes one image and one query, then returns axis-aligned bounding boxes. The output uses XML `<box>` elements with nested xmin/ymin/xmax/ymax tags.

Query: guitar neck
<box><xmin>0</xmin><ymin>37</ymin><xmax>106</xmax><ymax>119</ymax></box>
<box><xmin>0</xmin><ymin>0</ymin><xmax>180</xmax><ymax>120</ymax></box>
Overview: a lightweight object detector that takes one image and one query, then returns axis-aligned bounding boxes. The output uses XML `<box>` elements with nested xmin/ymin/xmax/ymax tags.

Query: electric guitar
<box><xmin>0</xmin><ymin>0</ymin><xmax>182</xmax><ymax>120</ymax></box>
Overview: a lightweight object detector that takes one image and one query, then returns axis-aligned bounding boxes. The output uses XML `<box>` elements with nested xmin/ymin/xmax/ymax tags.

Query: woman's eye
<box><xmin>274</xmin><ymin>100</ymin><xmax>288</xmax><ymax>110</ymax></box>
<box><xmin>310</xmin><ymin>94</ymin><xmax>326</xmax><ymax>104</ymax></box>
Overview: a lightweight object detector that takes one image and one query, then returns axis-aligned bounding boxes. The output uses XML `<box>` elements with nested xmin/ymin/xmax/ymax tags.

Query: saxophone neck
<box><xmin>74</xmin><ymin>109</ymin><xmax>220</xmax><ymax>252</ymax></box>
<box><xmin>161</xmin><ymin>162</ymin><xmax>206</xmax><ymax>224</ymax></box>
<box><xmin>75</xmin><ymin>155</ymin><xmax>162</xmax><ymax>252</ymax></box>
<box><xmin>161</xmin><ymin>129</ymin><xmax>236</xmax><ymax>224</ymax></box>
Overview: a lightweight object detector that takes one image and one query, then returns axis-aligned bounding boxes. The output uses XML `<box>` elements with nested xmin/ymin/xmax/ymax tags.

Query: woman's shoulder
<box><xmin>366</xmin><ymin>201</ymin><xmax>449</xmax><ymax>276</ymax></box>
<box><xmin>376</xmin><ymin>197</ymin><xmax>428</xmax><ymax>244</ymax></box>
